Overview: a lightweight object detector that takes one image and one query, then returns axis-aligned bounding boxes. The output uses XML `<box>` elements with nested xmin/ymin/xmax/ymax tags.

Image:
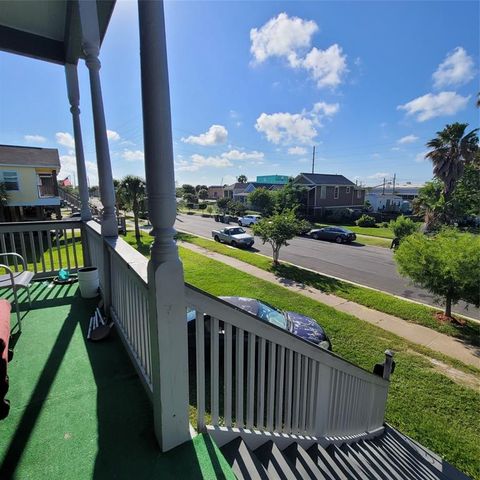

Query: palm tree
<box><xmin>118</xmin><ymin>175</ymin><xmax>146</xmax><ymax>242</ymax></box>
<box><xmin>237</xmin><ymin>174</ymin><xmax>247</xmax><ymax>184</ymax></box>
<box><xmin>426</xmin><ymin>123</ymin><xmax>478</xmax><ymax>204</ymax></box>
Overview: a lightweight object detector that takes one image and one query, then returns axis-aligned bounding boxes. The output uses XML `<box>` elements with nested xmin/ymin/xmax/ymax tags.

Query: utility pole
<box><xmin>392</xmin><ymin>173</ymin><xmax>396</xmax><ymax>194</ymax></box>
<box><xmin>311</xmin><ymin>146</ymin><xmax>316</xmax><ymax>174</ymax></box>
<box><xmin>382</xmin><ymin>177</ymin><xmax>385</xmax><ymax>195</ymax></box>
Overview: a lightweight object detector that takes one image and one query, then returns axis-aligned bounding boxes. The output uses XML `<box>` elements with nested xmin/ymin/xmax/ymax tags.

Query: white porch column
<box><xmin>78</xmin><ymin>0</ymin><xmax>117</xmax><ymax>237</ymax></box>
<box><xmin>65</xmin><ymin>63</ymin><xmax>92</xmax><ymax>222</ymax></box>
<box><xmin>138</xmin><ymin>0</ymin><xmax>189</xmax><ymax>451</ymax></box>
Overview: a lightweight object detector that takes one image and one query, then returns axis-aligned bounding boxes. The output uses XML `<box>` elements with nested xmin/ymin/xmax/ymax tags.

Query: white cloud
<box><xmin>175</xmin><ymin>149</ymin><xmax>264</xmax><ymax>172</ymax></box>
<box><xmin>121</xmin><ymin>149</ymin><xmax>144</xmax><ymax>162</ymax></box>
<box><xmin>301</xmin><ymin>44</ymin><xmax>347</xmax><ymax>88</ymax></box>
<box><xmin>24</xmin><ymin>134</ymin><xmax>46</xmax><ymax>144</ymax></box>
<box><xmin>222</xmin><ymin>149</ymin><xmax>264</xmax><ymax>161</ymax></box>
<box><xmin>433</xmin><ymin>47</ymin><xmax>475</xmax><ymax>89</ymax></box>
<box><xmin>288</xmin><ymin>146</ymin><xmax>307</xmax><ymax>155</ymax></box>
<box><xmin>55</xmin><ymin>132</ymin><xmax>75</xmax><ymax>148</ymax></box>
<box><xmin>368</xmin><ymin>172</ymin><xmax>390</xmax><ymax>179</ymax></box>
<box><xmin>107</xmin><ymin>130</ymin><xmax>121</xmax><ymax>141</ymax></box>
<box><xmin>391</xmin><ymin>147</ymin><xmax>401</xmax><ymax>151</ymax></box>
<box><xmin>255</xmin><ymin>102</ymin><xmax>339</xmax><ymax>145</ymax></box>
<box><xmin>397</xmin><ymin>134</ymin><xmax>419</xmax><ymax>144</ymax></box>
<box><xmin>397</xmin><ymin>91</ymin><xmax>470</xmax><ymax>122</ymax></box>
<box><xmin>181</xmin><ymin>124</ymin><xmax>228</xmax><ymax>146</ymax></box>
<box><xmin>312</xmin><ymin>101</ymin><xmax>340</xmax><ymax>116</ymax></box>
<box><xmin>250</xmin><ymin>13</ymin><xmax>347</xmax><ymax>89</ymax></box>
<box><xmin>250</xmin><ymin>13</ymin><xmax>318</xmax><ymax>66</ymax></box>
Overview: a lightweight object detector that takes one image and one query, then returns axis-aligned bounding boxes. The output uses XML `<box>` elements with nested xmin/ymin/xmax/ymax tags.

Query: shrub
<box><xmin>206</xmin><ymin>205</ymin><xmax>214</xmax><ymax>214</ymax></box>
<box><xmin>198</xmin><ymin>203</ymin><xmax>207</xmax><ymax>210</ymax></box>
<box><xmin>356</xmin><ymin>214</ymin><xmax>376</xmax><ymax>227</ymax></box>
<box><xmin>395</xmin><ymin>229</ymin><xmax>480</xmax><ymax>318</ymax></box>
<box><xmin>389</xmin><ymin>215</ymin><xmax>419</xmax><ymax>240</ymax></box>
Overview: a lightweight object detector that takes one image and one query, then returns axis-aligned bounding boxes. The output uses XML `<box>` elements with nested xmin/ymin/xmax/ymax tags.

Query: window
<box><xmin>1</xmin><ymin>171</ymin><xmax>19</xmax><ymax>191</ymax></box>
<box><xmin>334</xmin><ymin>186</ymin><xmax>339</xmax><ymax>199</ymax></box>
<box><xmin>346</xmin><ymin>187</ymin><xmax>351</xmax><ymax>194</ymax></box>
<box><xmin>357</xmin><ymin>189</ymin><xmax>362</xmax><ymax>199</ymax></box>
<box><xmin>38</xmin><ymin>173</ymin><xmax>55</xmax><ymax>198</ymax></box>
<box><xmin>319</xmin><ymin>186</ymin><xmax>326</xmax><ymax>199</ymax></box>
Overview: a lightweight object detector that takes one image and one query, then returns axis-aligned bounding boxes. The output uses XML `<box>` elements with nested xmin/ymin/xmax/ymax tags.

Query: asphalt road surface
<box><xmin>174</xmin><ymin>213</ymin><xmax>479</xmax><ymax>319</ymax></box>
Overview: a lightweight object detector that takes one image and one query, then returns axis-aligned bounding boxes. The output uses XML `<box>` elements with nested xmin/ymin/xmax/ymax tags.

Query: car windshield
<box><xmin>228</xmin><ymin>228</ymin><xmax>245</xmax><ymax>235</ymax></box>
<box><xmin>257</xmin><ymin>301</ymin><xmax>287</xmax><ymax>329</ymax></box>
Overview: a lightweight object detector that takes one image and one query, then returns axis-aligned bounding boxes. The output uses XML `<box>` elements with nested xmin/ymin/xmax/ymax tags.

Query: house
<box><xmin>256</xmin><ymin>174</ymin><xmax>289</xmax><ymax>185</ymax></box>
<box><xmin>0</xmin><ymin>145</ymin><xmax>61</xmax><ymax>221</ymax></box>
<box><xmin>368</xmin><ymin>183</ymin><xmax>423</xmax><ymax>201</ymax></box>
<box><xmin>207</xmin><ymin>185</ymin><xmax>224</xmax><ymax>199</ymax></box>
<box><xmin>366</xmin><ymin>192</ymin><xmax>404</xmax><ymax>213</ymax></box>
<box><xmin>293</xmin><ymin>172</ymin><xmax>366</xmax><ymax>217</ymax></box>
<box><xmin>224</xmin><ymin>181</ymin><xmax>283</xmax><ymax>204</ymax></box>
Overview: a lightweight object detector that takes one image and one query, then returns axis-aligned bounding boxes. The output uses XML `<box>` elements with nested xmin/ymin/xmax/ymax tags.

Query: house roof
<box><xmin>0</xmin><ymin>144</ymin><xmax>61</xmax><ymax>168</ymax></box>
<box><xmin>297</xmin><ymin>173</ymin><xmax>357</xmax><ymax>187</ymax></box>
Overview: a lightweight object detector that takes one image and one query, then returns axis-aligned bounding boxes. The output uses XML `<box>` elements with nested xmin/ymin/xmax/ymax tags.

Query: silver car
<box><xmin>212</xmin><ymin>226</ymin><xmax>254</xmax><ymax>248</ymax></box>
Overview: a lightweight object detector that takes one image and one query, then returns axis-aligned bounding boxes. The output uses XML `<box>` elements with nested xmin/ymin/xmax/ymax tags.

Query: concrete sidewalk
<box><xmin>181</xmin><ymin>241</ymin><xmax>480</xmax><ymax>369</ymax></box>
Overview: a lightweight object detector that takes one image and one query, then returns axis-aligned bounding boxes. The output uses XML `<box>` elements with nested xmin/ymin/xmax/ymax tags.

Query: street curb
<box><xmin>176</xmin><ymin>227</ymin><xmax>480</xmax><ymax>324</ymax></box>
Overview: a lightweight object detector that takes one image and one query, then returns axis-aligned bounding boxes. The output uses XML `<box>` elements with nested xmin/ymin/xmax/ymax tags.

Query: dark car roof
<box><xmin>220</xmin><ymin>296</ymin><xmax>259</xmax><ymax>316</ymax></box>
<box><xmin>312</xmin><ymin>226</ymin><xmax>353</xmax><ymax>233</ymax></box>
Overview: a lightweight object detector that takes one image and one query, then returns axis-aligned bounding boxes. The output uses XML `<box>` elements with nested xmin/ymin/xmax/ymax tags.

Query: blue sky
<box><xmin>0</xmin><ymin>1</ymin><xmax>478</xmax><ymax>188</ymax></box>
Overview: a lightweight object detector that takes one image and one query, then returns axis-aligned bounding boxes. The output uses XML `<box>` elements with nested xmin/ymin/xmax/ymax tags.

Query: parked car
<box><xmin>212</xmin><ymin>226</ymin><xmax>254</xmax><ymax>248</ymax></box>
<box><xmin>187</xmin><ymin>297</ymin><xmax>331</xmax><ymax>350</ymax></box>
<box><xmin>238</xmin><ymin>214</ymin><xmax>261</xmax><ymax>227</ymax></box>
<box><xmin>309</xmin><ymin>226</ymin><xmax>356</xmax><ymax>244</ymax></box>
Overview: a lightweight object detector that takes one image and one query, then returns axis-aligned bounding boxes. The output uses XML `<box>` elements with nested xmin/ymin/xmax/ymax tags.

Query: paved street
<box><xmin>174</xmin><ymin>213</ymin><xmax>479</xmax><ymax>319</ymax></box>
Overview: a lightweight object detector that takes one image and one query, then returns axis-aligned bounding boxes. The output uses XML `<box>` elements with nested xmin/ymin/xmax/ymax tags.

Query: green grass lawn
<box><xmin>178</xmin><ymin>247</ymin><xmax>480</xmax><ymax>479</ymax></box>
<box><xmin>354</xmin><ymin>234</ymin><xmax>392</xmax><ymax>248</ymax></box>
<box><xmin>173</xmin><ymin>232</ymin><xmax>480</xmax><ymax>346</ymax></box>
<box><xmin>123</xmin><ymin>229</ymin><xmax>480</xmax><ymax>478</ymax></box>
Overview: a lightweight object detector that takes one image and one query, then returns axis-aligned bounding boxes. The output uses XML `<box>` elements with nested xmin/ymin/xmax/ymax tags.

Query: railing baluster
<box><xmin>235</xmin><ymin>327</ymin><xmax>244</xmax><ymax>428</ymax></box>
<box><xmin>55</xmin><ymin>229</ymin><xmax>62</xmax><ymax>270</ymax></box>
<box><xmin>46</xmin><ymin>230</ymin><xmax>55</xmax><ymax>271</ymax></box>
<box><xmin>8</xmin><ymin>233</ymin><xmax>18</xmax><ymax>270</ymax></box>
<box><xmin>275</xmin><ymin>345</ymin><xmax>285</xmax><ymax>432</ymax></box>
<box><xmin>63</xmin><ymin>229</ymin><xmax>72</xmax><ymax>271</ymax></box>
<box><xmin>292</xmin><ymin>352</ymin><xmax>301</xmax><ymax>433</ymax></box>
<box><xmin>246</xmin><ymin>331</ymin><xmax>255</xmax><ymax>429</ymax></box>
<box><xmin>256</xmin><ymin>337</ymin><xmax>266</xmax><ymax>429</ymax></box>
<box><xmin>299</xmin><ymin>356</ymin><xmax>309</xmax><ymax>433</ymax></box>
<box><xmin>211</xmin><ymin>317</ymin><xmax>219</xmax><ymax>425</ymax></box>
<box><xmin>195</xmin><ymin>309</ymin><xmax>205</xmax><ymax>431</ymax></box>
<box><xmin>284</xmin><ymin>349</ymin><xmax>293</xmax><ymax>432</ymax></box>
<box><xmin>224</xmin><ymin>323</ymin><xmax>233</xmax><ymax>427</ymax></box>
<box><xmin>328</xmin><ymin>369</ymin><xmax>338</xmax><ymax>433</ymax></box>
<box><xmin>71</xmin><ymin>228</ymin><xmax>79</xmax><ymax>269</ymax></box>
<box><xmin>266</xmin><ymin>342</ymin><xmax>276</xmax><ymax>431</ymax></box>
<box><xmin>19</xmin><ymin>232</ymin><xmax>28</xmax><ymax>271</ymax></box>
<box><xmin>38</xmin><ymin>231</ymin><xmax>46</xmax><ymax>272</ymax></box>
<box><xmin>28</xmin><ymin>231</ymin><xmax>38</xmax><ymax>274</ymax></box>
<box><xmin>307</xmin><ymin>360</ymin><xmax>317</xmax><ymax>434</ymax></box>
<box><xmin>0</xmin><ymin>234</ymin><xmax>7</xmax><ymax>255</ymax></box>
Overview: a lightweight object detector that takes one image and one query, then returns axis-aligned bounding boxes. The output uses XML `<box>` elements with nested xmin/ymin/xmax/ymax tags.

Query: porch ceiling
<box><xmin>0</xmin><ymin>0</ymin><xmax>116</xmax><ymax>65</ymax></box>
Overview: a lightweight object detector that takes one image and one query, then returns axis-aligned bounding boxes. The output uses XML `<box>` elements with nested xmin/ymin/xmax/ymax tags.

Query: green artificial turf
<box><xmin>0</xmin><ymin>283</ymin><xmax>233</xmax><ymax>480</ymax></box>
<box><xmin>178</xmin><ymin>247</ymin><xmax>480</xmax><ymax>479</ymax></box>
<box><xmin>172</xmin><ymin>232</ymin><xmax>480</xmax><ymax>346</ymax></box>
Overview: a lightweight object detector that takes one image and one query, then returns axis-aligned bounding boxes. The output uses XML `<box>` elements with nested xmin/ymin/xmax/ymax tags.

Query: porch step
<box><xmin>221</xmin><ymin>437</ymin><xmax>269</xmax><ymax>480</ymax></box>
<box><xmin>214</xmin><ymin>426</ymin><xmax>470</xmax><ymax>479</ymax></box>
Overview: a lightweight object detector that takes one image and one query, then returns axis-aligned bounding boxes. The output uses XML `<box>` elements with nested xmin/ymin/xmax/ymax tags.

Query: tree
<box><xmin>394</xmin><ymin>229</ymin><xmax>480</xmax><ymax>318</ymax></box>
<box><xmin>195</xmin><ymin>184</ymin><xmax>208</xmax><ymax>193</ymax></box>
<box><xmin>274</xmin><ymin>180</ymin><xmax>308</xmax><ymax>217</ymax></box>
<box><xmin>253</xmin><ymin>210</ymin><xmax>309</xmax><ymax>265</ymax></box>
<box><xmin>425</xmin><ymin>123</ymin><xmax>478</xmax><ymax>206</ymax></box>
<box><xmin>228</xmin><ymin>201</ymin><xmax>247</xmax><ymax>217</ymax></box>
<box><xmin>248</xmin><ymin>188</ymin><xmax>275</xmax><ymax>216</ymax></box>
<box><xmin>182</xmin><ymin>184</ymin><xmax>195</xmax><ymax>195</ymax></box>
<box><xmin>183</xmin><ymin>192</ymin><xmax>197</xmax><ymax>205</ymax></box>
<box><xmin>0</xmin><ymin>182</ymin><xmax>8</xmax><ymax>222</ymax></box>
<box><xmin>237</xmin><ymin>174</ymin><xmax>248</xmax><ymax>184</ymax></box>
<box><xmin>449</xmin><ymin>163</ymin><xmax>480</xmax><ymax>221</ymax></box>
<box><xmin>217</xmin><ymin>197</ymin><xmax>231</xmax><ymax>213</ymax></box>
<box><xmin>118</xmin><ymin>175</ymin><xmax>146</xmax><ymax>242</ymax></box>
<box><xmin>389</xmin><ymin>215</ymin><xmax>419</xmax><ymax>240</ymax></box>
<box><xmin>198</xmin><ymin>188</ymin><xmax>209</xmax><ymax>200</ymax></box>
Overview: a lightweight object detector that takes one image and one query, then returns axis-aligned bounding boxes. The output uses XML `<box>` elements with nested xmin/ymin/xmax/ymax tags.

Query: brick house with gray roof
<box><xmin>293</xmin><ymin>172</ymin><xmax>366</xmax><ymax>217</ymax></box>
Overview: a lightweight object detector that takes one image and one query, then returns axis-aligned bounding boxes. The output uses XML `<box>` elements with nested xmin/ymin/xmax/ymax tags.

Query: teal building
<box><xmin>256</xmin><ymin>175</ymin><xmax>290</xmax><ymax>185</ymax></box>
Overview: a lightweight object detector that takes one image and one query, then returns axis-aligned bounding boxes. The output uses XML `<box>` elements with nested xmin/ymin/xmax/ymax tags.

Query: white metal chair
<box><xmin>0</xmin><ymin>253</ymin><xmax>34</xmax><ymax>331</ymax></box>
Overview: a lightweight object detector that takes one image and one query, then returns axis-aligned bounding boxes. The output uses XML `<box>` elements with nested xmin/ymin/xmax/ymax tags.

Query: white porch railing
<box><xmin>0</xmin><ymin>220</ymin><xmax>84</xmax><ymax>278</ymax></box>
<box><xmin>185</xmin><ymin>284</ymin><xmax>389</xmax><ymax>440</ymax></box>
<box><xmin>0</xmin><ymin>219</ymin><xmax>392</xmax><ymax>447</ymax></box>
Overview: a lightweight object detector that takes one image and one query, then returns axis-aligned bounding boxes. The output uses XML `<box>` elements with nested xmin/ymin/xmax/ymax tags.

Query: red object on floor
<box><xmin>0</xmin><ymin>299</ymin><xmax>11</xmax><ymax>419</ymax></box>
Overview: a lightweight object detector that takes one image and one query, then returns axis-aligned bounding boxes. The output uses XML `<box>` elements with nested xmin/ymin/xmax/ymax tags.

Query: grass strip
<box><xmin>172</xmin><ymin>231</ymin><xmax>480</xmax><ymax>346</ymax></box>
